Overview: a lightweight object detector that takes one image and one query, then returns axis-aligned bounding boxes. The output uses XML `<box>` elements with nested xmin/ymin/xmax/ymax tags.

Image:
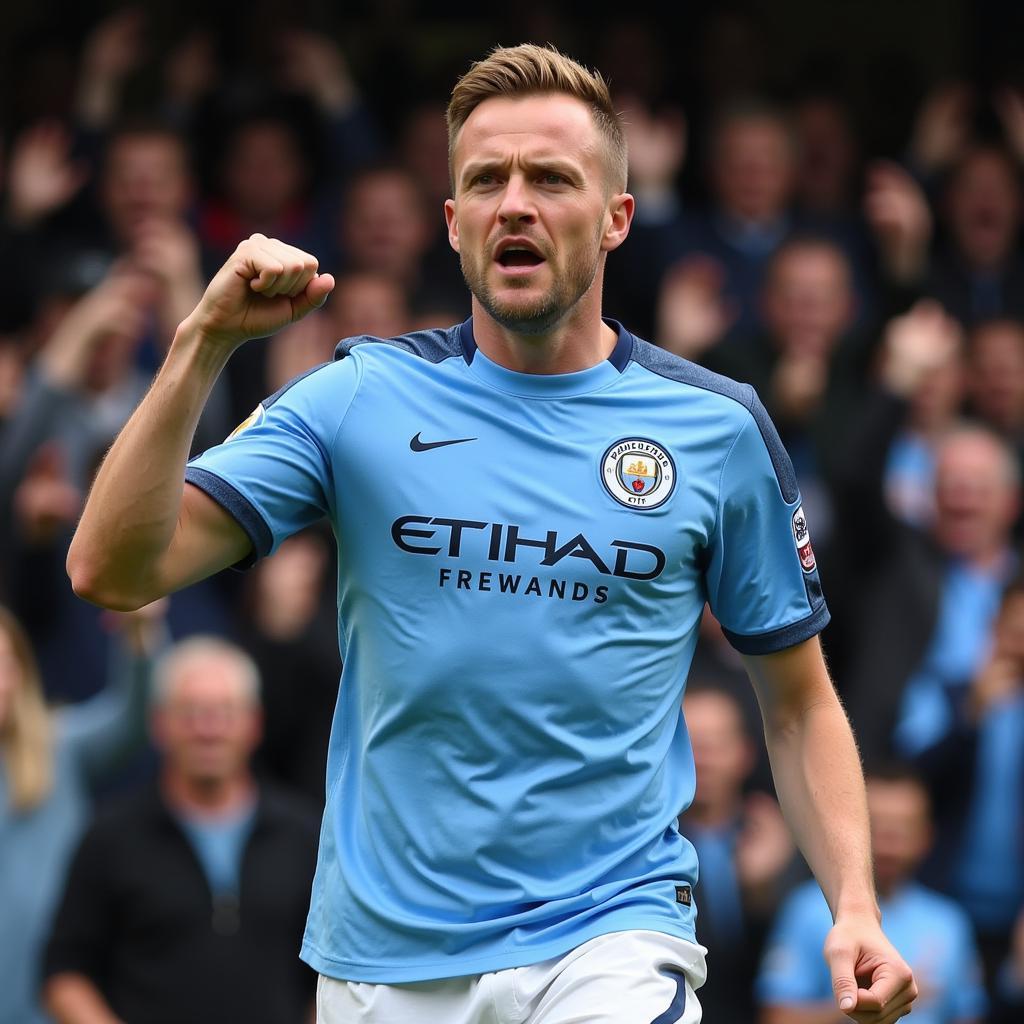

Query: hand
<box><xmin>863</xmin><ymin>162</ymin><xmax>932</xmax><ymax>283</ymax></box>
<box><xmin>101</xmin><ymin>597</ymin><xmax>169</xmax><ymax>655</ymax></box>
<box><xmin>5</xmin><ymin>122</ymin><xmax>89</xmax><ymax>227</ymax></box>
<box><xmin>909</xmin><ymin>82</ymin><xmax>974</xmax><ymax>173</ymax></box>
<box><xmin>735</xmin><ymin>793</ymin><xmax>795</xmax><ymax>899</ymax></box>
<box><xmin>994</xmin><ymin>87</ymin><xmax>1024</xmax><ymax>164</ymax></box>
<box><xmin>969</xmin><ymin>653</ymin><xmax>1022</xmax><ymax>720</ymax></box>
<box><xmin>824</xmin><ymin>913</ymin><xmax>917</xmax><ymax>1022</ymax></box>
<box><xmin>183</xmin><ymin>234</ymin><xmax>334</xmax><ymax>352</ymax></box>
<box><xmin>12</xmin><ymin>443</ymin><xmax>82</xmax><ymax>543</ymax></box>
<box><xmin>39</xmin><ymin>266</ymin><xmax>157</xmax><ymax>390</ymax></box>
<box><xmin>771</xmin><ymin>353</ymin><xmax>829</xmax><ymax>422</ymax></box>
<box><xmin>277</xmin><ymin>30</ymin><xmax>355</xmax><ymax>113</ymax></box>
<box><xmin>164</xmin><ymin>29</ymin><xmax>217</xmax><ymax>109</ymax></box>
<box><xmin>78</xmin><ymin>8</ymin><xmax>146</xmax><ymax>126</ymax></box>
<box><xmin>656</xmin><ymin>257</ymin><xmax>736</xmax><ymax>359</ymax></box>
<box><xmin>130</xmin><ymin>217</ymin><xmax>204</xmax><ymax>341</ymax></box>
<box><xmin>879</xmin><ymin>300</ymin><xmax>962</xmax><ymax>398</ymax></box>
<box><xmin>619</xmin><ymin>94</ymin><xmax>687</xmax><ymax>194</ymax></box>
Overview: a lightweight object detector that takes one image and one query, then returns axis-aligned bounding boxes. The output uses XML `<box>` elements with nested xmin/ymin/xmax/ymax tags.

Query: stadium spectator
<box><xmin>0</xmin><ymin>263</ymin><xmax>231</xmax><ymax>701</ymax></box>
<box><xmin>0</xmin><ymin>601</ymin><xmax>164</xmax><ymax>1024</ymax></box>
<box><xmin>965</xmin><ymin>318</ymin><xmax>1024</xmax><ymax>447</ymax></box>
<box><xmin>698</xmin><ymin>237</ymin><xmax>864</xmax><ymax>544</ymax></box>
<box><xmin>834</xmin><ymin>319</ymin><xmax>1020</xmax><ymax>765</ymax></box>
<box><xmin>756</xmin><ymin>765</ymin><xmax>987</xmax><ymax>1024</ymax></box>
<box><xmin>238</xmin><ymin>529</ymin><xmax>339</xmax><ymax>804</ymax></box>
<box><xmin>337</xmin><ymin>164</ymin><xmax>466</xmax><ymax>317</ymax></box>
<box><xmin>680</xmin><ymin>684</ymin><xmax>801</xmax><ymax>1024</ymax></box>
<box><xmin>42</xmin><ymin>636</ymin><xmax>320</xmax><ymax>1024</ymax></box>
<box><xmin>900</xmin><ymin>576</ymin><xmax>1024</xmax><ymax>983</ymax></box>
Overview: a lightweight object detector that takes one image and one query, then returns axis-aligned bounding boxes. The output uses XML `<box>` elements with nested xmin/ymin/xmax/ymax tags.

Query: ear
<box><xmin>444</xmin><ymin>198</ymin><xmax>460</xmax><ymax>254</ymax></box>
<box><xmin>601</xmin><ymin>192</ymin><xmax>635</xmax><ymax>253</ymax></box>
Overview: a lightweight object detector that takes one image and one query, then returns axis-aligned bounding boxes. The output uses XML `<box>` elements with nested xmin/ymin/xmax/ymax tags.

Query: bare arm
<box><xmin>744</xmin><ymin>637</ymin><xmax>917</xmax><ymax>1023</ymax></box>
<box><xmin>67</xmin><ymin>234</ymin><xmax>334</xmax><ymax>610</ymax></box>
<box><xmin>44</xmin><ymin>973</ymin><xmax>123</xmax><ymax>1024</ymax></box>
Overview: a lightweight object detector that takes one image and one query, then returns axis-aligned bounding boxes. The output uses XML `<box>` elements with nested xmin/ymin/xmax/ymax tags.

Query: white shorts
<box><xmin>316</xmin><ymin>929</ymin><xmax>707</xmax><ymax>1024</ymax></box>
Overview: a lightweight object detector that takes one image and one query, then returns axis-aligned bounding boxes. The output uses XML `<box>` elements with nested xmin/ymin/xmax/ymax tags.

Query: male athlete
<box><xmin>68</xmin><ymin>44</ymin><xmax>917</xmax><ymax>1024</ymax></box>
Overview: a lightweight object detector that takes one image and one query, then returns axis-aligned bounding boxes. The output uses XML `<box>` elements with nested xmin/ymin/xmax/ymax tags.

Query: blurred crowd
<box><xmin>2</xmin><ymin>5</ymin><xmax>1024</xmax><ymax>1023</ymax></box>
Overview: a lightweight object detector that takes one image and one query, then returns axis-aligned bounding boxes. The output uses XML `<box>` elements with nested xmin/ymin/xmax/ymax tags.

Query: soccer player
<box><xmin>67</xmin><ymin>44</ymin><xmax>917</xmax><ymax>1024</ymax></box>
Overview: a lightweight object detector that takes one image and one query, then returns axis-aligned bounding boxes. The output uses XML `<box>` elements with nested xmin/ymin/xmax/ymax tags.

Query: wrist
<box><xmin>171</xmin><ymin>316</ymin><xmax>238</xmax><ymax>372</ymax></box>
<box><xmin>833</xmin><ymin>899</ymin><xmax>882</xmax><ymax>924</ymax></box>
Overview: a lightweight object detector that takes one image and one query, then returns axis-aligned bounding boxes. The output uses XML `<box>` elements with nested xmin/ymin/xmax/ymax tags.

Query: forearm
<box><xmin>44</xmin><ymin>973</ymin><xmax>123</xmax><ymax>1024</ymax></box>
<box><xmin>67</xmin><ymin>318</ymin><xmax>230</xmax><ymax>607</ymax></box>
<box><xmin>746</xmin><ymin>644</ymin><xmax>878</xmax><ymax>923</ymax></box>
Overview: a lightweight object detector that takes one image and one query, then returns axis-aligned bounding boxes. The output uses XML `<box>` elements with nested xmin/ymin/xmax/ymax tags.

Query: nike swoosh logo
<box><xmin>410</xmin><ymin>432</ymin><xmax>478</xmax><ymax>452</ymax></box>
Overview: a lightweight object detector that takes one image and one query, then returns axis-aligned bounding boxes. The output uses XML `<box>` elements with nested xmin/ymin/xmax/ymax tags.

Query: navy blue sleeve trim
<box><xmin>722</xmin><ymin>602</ymin><xmax>831</xmax><ymax>655</ymax></box>
<box><xmin>335</xmin><ymin>324</ymin><xmax>463</xmax><ymax>364</ymax></box>
<box><xmin>184</xmin><ymin>466</ymin><xmax>273</xmax><ymax>569</ymax></box>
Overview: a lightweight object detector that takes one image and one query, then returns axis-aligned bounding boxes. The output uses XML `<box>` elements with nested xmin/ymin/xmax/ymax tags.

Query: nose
<box><xmin>496</xmin><ymin>174</ymin><xmax>536</xmax><ymax>226</ymax></box>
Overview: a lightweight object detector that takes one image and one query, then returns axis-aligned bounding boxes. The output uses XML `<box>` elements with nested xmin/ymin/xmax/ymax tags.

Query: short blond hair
<box><xmin>446</xmin><ymin>43</ymin><xmax>627</xmax><ymax>193</ymax></box>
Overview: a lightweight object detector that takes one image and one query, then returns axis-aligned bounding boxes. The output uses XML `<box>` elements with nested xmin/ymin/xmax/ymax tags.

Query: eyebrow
<box><xmin>459</xmin><ymin>155</ymin><xmax>586</xmax><ymax>185</ymax></box>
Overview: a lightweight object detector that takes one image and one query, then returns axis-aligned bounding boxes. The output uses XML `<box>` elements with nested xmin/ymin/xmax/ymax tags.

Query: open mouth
<box><xmin>495</xmin><ymin>241</ymin><xmax>546</xmax><ymax>270</ymax></box>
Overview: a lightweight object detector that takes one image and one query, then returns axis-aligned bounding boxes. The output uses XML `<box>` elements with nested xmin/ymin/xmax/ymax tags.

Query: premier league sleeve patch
<box><xmin>601</xmin><ymin>438</ymin><xmax>676</xmax><ymax>510</ymax></box>
<box><xmin>791</xmin><ymin>505</ymin><xmax>816</xmax><ymax>572</ymax></box>
<box><xmin>226</xmin><ymin>403</ymin><xmax>266</xmax><ymax>440</ymax></box>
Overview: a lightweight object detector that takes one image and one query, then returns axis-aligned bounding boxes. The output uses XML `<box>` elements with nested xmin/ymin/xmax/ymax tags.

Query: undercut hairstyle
<box><xmin>446</xmin><ymin>43</ymin><xmax>628</xmax><ymax>193</ymax></box>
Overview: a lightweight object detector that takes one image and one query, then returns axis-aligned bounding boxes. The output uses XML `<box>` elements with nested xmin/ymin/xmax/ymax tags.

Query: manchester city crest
<box><xmin>601</xmin><ymin>438</ymin><xmax>676</xmax><ymax>509</ymax></box>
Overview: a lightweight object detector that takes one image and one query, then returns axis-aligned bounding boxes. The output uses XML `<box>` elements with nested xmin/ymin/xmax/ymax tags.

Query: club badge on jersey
<box><xmin>601</xmin><ymin>438</ymin><xmax>676</xmax><ymax>510</ymax></box>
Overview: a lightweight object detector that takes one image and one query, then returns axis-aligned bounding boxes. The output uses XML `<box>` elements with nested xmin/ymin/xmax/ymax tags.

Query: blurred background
<box><xmin>2</xmin><ymin>2</ymin><xmax>1024</xmax><ymax>1022</ymax></box>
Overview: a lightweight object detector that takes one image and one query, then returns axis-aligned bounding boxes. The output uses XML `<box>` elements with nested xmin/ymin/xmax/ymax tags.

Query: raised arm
<box><xmin>743</xmin><ymin>637</ymin><xmax>917</xmax><ymax>1024</ymax></box>
<box><xmin>67</xmin><ymin>235</ymin><xmax>334</xmax><ymax>610</ymax></box>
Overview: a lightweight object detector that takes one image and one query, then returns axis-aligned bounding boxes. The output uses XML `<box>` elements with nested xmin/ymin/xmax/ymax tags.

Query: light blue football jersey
<box><xmin>185</xmin><ymin>318</ymin><xmax>829</xmax><ymax>983</ymax></box>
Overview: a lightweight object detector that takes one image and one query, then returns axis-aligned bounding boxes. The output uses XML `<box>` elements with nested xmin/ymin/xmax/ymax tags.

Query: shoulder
<box><xmin>333</xmin><ymin>324</ymin><xmax>464</xmax><ymax>368</ymax></box>
<box><xmin>901</xmin><ymin>883</ymin><xmax>974</xmax><ymax>933</ymax></box>
<box><xmin>628</xmin><ymin>335</ymin><xmax>758</xmax><ymax>415</ymax></box>
<box><xmin>779</xmin><ymin>880</ymin><xmax>832</xmax><ymax>926</ymax></box>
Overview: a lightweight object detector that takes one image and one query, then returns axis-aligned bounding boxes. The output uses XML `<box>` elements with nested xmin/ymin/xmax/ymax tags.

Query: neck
<box><xmin>161</xmin><ymin>770</ymin><xmax>256</xmax><ymax>816</ymax></box>
<box><xmin>470</xmin><ymin>283</ymin><xmax>615</xmax><ymax>375</ymax></box>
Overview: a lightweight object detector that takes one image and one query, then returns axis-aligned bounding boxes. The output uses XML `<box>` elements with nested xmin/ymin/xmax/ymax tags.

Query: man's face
<box><xmin>762</xmin><ymin>245</ymin><xmax>853</xmax><ymax>357</ymax></box>
<box><xmin>868</xmin><ymin>780</ymin><xmax>932</xmax><ymax>894</ymax></box>
<box><xmin>685</xmin><ymin>690</ymin><xmax>753</xmax><ymax>812</ymax></box>
<box><xmin>968</xmin><ymin>322</ymin><xmax>1024</xmax><ymax>431</ymax></box>
<box><xmin>947</xmin><ymin>150</ymin><xmax>1021</xmax><ymax>269</ymax></box>
<box><xmin>102</xmin><ymin>134</ymin><xmax>191</xmax><ymax>246</ymax></box>
<box><xmin>711</xmin><ymin>116</ymin><xmax>795</xmax><ymax>223</ymax></box>
<box><xmin>445</xmin><ymin>93</ymin><xmax>630</xmax><ymax>335</ymax></box>
<box><xmin>343</xmin><ymin>172</ymin><xmax>431</xmax><ymax>280</ymax></box>
<box><xmin>152</xmin><ymin>655</ymin><xmax>262</xmax><ymax>788</ymax></box>
<box><xmin>932</xmin><ymin>433</ymin><xmax>1019</xmax><ymax>558</ymax></box>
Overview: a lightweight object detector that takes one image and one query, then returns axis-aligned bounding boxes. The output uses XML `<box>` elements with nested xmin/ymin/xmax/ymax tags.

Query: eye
<box><xmin>471</xmin><ymin>173</ymin><xmax>497</xmax><ymax>187</ymax></box>
<box><xmin>540</xmin><ymin>172</ymin><xmax>567</xmax><ymax>185</ymax></box>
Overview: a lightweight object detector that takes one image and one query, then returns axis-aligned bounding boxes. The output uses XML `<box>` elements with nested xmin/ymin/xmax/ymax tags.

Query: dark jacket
<box><xmin>44</xmin><ymin>783</ymin><xmax>319</xmax><ymax>1024</ymax></box>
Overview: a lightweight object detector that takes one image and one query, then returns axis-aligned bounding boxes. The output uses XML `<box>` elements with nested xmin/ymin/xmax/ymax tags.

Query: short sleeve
<box><xmin>705</xmin><ymin>397</ymin><xmax>829</xmax><ymax>654</ymax></box>
<box><xmin>755</xmin><ymin>886</ymin><xmax>833</xmax><ymax>1005</ymax></box>
<box><xmin>185</xmin><ymin>357</ymin><xmax>361</xmax><ymax>567</ymax></box>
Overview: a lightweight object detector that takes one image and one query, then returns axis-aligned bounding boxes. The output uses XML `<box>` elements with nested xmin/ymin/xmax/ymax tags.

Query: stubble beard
<box><xmin>460</xmin><ymin>238</ymin><xmax>602</xmax><ymax>336</ymax></box>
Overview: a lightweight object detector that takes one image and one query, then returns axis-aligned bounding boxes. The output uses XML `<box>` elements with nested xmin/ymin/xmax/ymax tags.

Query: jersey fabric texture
<box><xmin>185</xmin><ymin>318</ymin><xmax>829</xmax><ymax>983</ymax></box>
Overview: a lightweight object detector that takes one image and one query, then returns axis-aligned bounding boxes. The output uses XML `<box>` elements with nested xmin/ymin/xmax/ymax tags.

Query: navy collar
<box><xmin>458</xmin><ymin>317</ymin><xmax>633</xmax><ymax>373</ymax></box>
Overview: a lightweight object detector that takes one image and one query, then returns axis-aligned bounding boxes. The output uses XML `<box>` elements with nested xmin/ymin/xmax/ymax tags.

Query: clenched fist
<box><xmin>183</xmin><ymin>234</ymin><xmax>335</xmax><ymax>351</ymax></box>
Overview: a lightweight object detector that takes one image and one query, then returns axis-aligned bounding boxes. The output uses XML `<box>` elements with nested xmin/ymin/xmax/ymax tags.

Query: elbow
<box><xmin>66</xmin><ymin>548</ymin><xmax>150</xmax><ymax>612</ymax></box>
